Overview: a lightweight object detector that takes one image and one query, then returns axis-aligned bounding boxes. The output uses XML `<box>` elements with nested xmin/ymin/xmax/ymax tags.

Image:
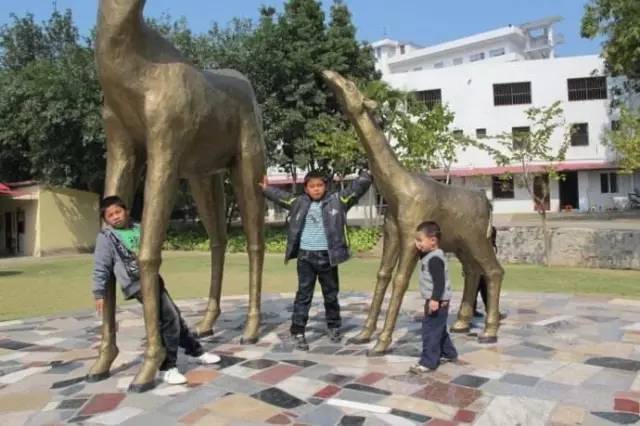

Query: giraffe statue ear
<box><xmin>363</xmin><ymin>98</ymin><xmax>378</xmax><ymax>112</ymax></box>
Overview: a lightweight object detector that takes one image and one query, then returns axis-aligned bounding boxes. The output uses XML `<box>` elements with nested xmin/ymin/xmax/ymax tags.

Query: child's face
<box><xmin>415</xmin><ymin>231</ymin><xmax>438</xmax><ymax>253</ymax></box>
<box><xmin>304</xmin><ymin>178</ymin><xmax>327</xmax><ymax>201</ymax></box>
<box><xmin>103</xmin><ymin>204</ymin><xmax>130</xmax><ymax>229</ymax></box>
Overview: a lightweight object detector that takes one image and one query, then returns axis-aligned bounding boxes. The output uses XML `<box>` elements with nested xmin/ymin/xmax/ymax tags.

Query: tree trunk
<box><xmin>540</xmin><ymin>210</ymin><xmax>551</xmax><ymax>266</ymax></box>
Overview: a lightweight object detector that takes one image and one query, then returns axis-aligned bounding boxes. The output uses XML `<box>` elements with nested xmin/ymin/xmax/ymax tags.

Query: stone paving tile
<box><xmin>0</xmin><ymin>292</ymin><xmax>638</xmax><ymax>425</ymax></box>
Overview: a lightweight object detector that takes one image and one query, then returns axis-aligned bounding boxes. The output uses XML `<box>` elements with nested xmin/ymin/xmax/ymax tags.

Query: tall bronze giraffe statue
<box><xmin>322</xmin><ymin>70</ymin><xmax>504</xmax><ymax>354</ymax></box>
<box><xmin>87</xmin><ymin>0</ymin><xmax>266</xmax><ymax>392</ymax></box>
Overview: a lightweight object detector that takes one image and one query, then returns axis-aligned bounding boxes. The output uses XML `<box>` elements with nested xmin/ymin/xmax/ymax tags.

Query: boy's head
<box><xmin>415</xmin><ymin>221</ymin><xmax>441</xmax><ymax>253</ymax></box>
<box><xmin>100</xmin><ymin>196</ymin><xmax>129</xmax><ymax>229</ymax></box>
<box><xmin>303</xmin><ymin>170</ymin><xmax>328</xmax><ymax>201</ymax></box>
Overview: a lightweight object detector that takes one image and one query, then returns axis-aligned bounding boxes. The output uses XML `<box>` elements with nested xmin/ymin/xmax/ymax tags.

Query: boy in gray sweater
<box><xmin>92</xmin><ymin>196</ymin><xmax>220</xmax><ymax>385</ymax></box>
<box><xmin>410</xmin><ymin>221</ymin><xmax>458</xmax><ymax>374</ymax></box>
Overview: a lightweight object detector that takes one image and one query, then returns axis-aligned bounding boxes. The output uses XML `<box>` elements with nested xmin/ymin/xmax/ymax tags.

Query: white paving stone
<box><xmin>327</xmin><ymin>398</ymin><xmax>392</xmax><ymax>414</ymax></box>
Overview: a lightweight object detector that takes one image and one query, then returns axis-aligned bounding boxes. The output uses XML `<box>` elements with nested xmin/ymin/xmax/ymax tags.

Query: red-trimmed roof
<box><xmin>429</xmin><ymin>161</ymin><xmax>618</xmax><ymax>177</ymax></box>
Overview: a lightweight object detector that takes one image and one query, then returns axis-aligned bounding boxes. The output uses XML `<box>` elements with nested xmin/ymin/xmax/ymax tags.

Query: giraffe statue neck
<box><xmin>351</xmin><ymin>111</ymin><xmax>412</xmax><ymax>200</ymax></box>
<box><xmin>97</xmin><ymin>0</ymin><xmax>145</xmax><ymax>50</ymax></box>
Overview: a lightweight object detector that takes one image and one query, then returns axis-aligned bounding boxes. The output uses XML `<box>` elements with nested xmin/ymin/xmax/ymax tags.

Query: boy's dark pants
<box><xmin>290</xmin><ymin>250</ymin><xmax>341</xmax><ymax>334</ymax></box>
<box><xmin>133</xmin><ymin>278</ymin><xmax>204</xmax><ymax>370</ymax></box>
<box><xmin>474</xmin><ymin>276</ymin><xmax>489</xmax><ymax>312</ymax></box>
<box><xmin>420</xmin><ymin>300</ymin><xmax>458</xmax><ymax>369</ymax></box>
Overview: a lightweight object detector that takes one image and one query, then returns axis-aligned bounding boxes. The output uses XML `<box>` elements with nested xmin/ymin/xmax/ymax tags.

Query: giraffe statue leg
<box><xmin>87</xmin><ymin>106</ymin><xmax>142</xmax><ymax>382</ymax></box>
<box><xmin>349</xmin><ymin>214</ymin><xmax>399</xmax><ymax>344</ymax></box>
<box><xmin>129</xmin><ymin>142</ymin><xmax>179</xmax><ymax>393</ymax></box>
<box><xmin>190</xmin><ymin>174</ymin><xmax>227</xmax><ymax>337</ymax></box>
<box><xmin>369</xmin><ymin>233</ymin><xmax>418</xmax><ymax>356</ymax></box>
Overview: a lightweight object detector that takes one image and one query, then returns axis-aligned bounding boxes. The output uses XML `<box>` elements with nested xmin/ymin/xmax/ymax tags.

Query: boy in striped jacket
<box><xmin>260</xmin><ymin>170</ymin><xmax>372</xmax><ymax>350</ymax></box>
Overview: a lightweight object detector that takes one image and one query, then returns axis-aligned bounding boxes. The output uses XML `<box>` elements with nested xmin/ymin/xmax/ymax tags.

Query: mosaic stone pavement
<box><xmin>1</xmin><ymin>291</ymin><xmax>640</xmax><ymax>425</ymax></box>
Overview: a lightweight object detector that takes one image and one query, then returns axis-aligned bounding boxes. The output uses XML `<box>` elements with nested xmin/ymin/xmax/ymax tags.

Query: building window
<box><xmin>452</xmin><ymin>129</ymin><xmax>463</xmax><ymax>138</ymax></box>
<box><xmin>489</xmin><ymin>47</ymin><xmax>505</xmax><ymax>57</ymax></box>
<box><xmin>611</xmin><ymin>120</ymin><xmax>620</xmax><ymax>131</ymax></box>
<box><xmin>567</xmin><ymin>77</ymin><xmax>607</xmax><ymax>101</ymax></box>
<box><xmin>412</xmin><ymin>67</ymin><xmax>423</xmax><ymax>71</ymax></box>
<box><xmin>415</xmin><ymin>89</ymin><xmax>442</xmax><ymax>109</ymax></box>
<box><xmin>375</xmin><ymin>47</ymin><xmax>381</xmax><ymax>59</ymax></box>
<box><xmin>400</xmin><ymin>44</ymin><xmax>406</xmax><ymax>55</ymax></box>
<box><xmin>470</xmin><ymin>52</ymin><xmax>485</xmax><ymax>62</ymax></box>
<box><xmin>476</xmin><ymin>128</ymin><xmax>487</xmax><ymax>138</ymax></box>
<box><xmin>492</xmin><ymin>176</ymin><xmax>515</xmax><ymax>199</ymax></box>
<box><xmin>512</xmin><ymin>126</ymin><xmax>530</xmax><ymax>150</ymax></box>
<box><xmin>434</xmin><ymin>62</ymin><xmax>444</xmax><ymax>69</ymax></box>
<box><xmin>493</xmin><ymin>82</ymin><xmax>532</xmax><ymax>106</ymax></box>
<box><xmin>453</xmin><ymin>57</ymin><xmax>463</xmax><ymax>65</ymax></box>
<box><xmin>570</xmin><ymin>123</ymin><xmax>589</xmax><ymax>146</ymax></box>
<box><xmin>600</xmin><ymin>172</ymin><xmax>618</xmax><ymax>193</ymax></box>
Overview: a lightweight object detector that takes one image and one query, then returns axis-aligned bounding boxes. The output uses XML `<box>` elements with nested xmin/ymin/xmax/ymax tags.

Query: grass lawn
<box><xmin>1</xmin><ymin>251</ymin><xmax>639</xmax><ymax>321</ymax></box>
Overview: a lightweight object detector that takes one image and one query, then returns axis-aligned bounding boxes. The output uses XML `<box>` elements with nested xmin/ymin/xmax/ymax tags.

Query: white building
<box><xmin>373</xmin><ymin>16</ymin><xmax>640</xmax><ymax>214</ymax></box>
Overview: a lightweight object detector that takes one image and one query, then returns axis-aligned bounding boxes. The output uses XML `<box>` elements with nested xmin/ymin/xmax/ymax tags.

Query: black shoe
<box><xmin>291</xmin><ymin>333</ymin><xmax>309</xmax><ymax>351</ymax></box>
<box><xmin>499</xmin><ymin>312</ymin><xmax>507</xmax><ymax>321</ymax></box>
<box><xmin>473</xmin><ymin>310</ymin><xmax>484</xmax><ymax>318</ymax></box>
<box><xmin>327</xmin><ymin>328</ymin><xmax>342</xmax><ymax>343</ymax></box>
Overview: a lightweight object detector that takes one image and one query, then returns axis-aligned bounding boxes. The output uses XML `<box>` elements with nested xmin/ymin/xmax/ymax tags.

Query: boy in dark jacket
<box><xmin>92</xmin><ymin>196</ymin><xmax>220</xmax><ymax>385</ymax></box>
<box><xmin>260</xmin><ymin>170</ymin><xmax>372</xmax><ymax>350</ymax></box>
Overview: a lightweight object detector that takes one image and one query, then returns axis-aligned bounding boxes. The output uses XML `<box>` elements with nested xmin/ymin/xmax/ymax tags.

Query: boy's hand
<box><xmin>428</xmin><ymin>300</ymin><xmax>439</xmax><ymax>314</ymax></box>
<box><xmin>95</xmin><ymin>298</ymin><xmax>104</xmax><ymax>316</ymax></box>
<box><xmin>258</xmin><ymin>175</ymin><xmax>268</xmax><ymax>189</ymax></box>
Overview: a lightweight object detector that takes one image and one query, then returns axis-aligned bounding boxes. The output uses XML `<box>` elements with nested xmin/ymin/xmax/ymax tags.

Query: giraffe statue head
<box><xmin>321</xmin><ymin>70</ymin><xmax>378</xmax><ymax>120</ymax></box>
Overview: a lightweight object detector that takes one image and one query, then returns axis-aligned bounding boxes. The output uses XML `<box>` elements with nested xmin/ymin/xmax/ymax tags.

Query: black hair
<box><xmin>303</xmin><ymin>170</ymin><xmax>328</xmax><ymax>186</ymax></box>
<box><xmin>416</xmin><ymin>221</ymin><xmax>441</xmax><ymax>240</ymax></box>
<box><xmin>100</xmin><ymin>195</ymin><xmax>127</xmax><ymax>218</ymax></box>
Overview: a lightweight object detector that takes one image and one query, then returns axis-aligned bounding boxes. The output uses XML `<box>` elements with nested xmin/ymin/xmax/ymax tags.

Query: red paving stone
<box><xmin>179</xmin><ymin>408</ymin><xmax>211</xmax><ymax>424</ymax></box>
<box><xmin>427</xmin><ymin>420</ymin><xmax>458</xmax><ymax>426</ymax></box>
<box><xmin>453</xmin><ymin>409</ymin><xmax>476</xmax><ymax>423</ymax></box>
<box><xmin>412</xmin><ymin>381</ymin><xmax>481</xmax><ymax>409</ymax></box>
<box><xmin>615</xmin><ymin>391</ymin><xmax>640</xmax><ymax>413</ymax></box>
<box><xmin>313</xmin><ymin>384</ymin><xmax>341</xmax><ymax>399</ymax></box>
<box><xmin>266</xmin><ymin>413</ymin><xmax>291</xmax><ymax>424</ymax></box>
<box><xmin>79</xmin><ymin>393</ymin><xmax>126</xmax><ymax>416</ymax></box>
<box><xmin>356</xmin><ymin>372</ymin><xmax>385</xmax><ymax>385</ymax></box>
<box><xmin>251</xmin><ymin>364</ymin><xmax>302</xmax><ymax>385</ymax></box>
<box><xmin>185</xmin><ymin>368</ymin><xmax>220</xmax><ymax>385</ymax></box>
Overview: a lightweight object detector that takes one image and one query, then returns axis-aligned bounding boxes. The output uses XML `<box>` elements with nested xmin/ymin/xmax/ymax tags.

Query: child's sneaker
<box><xmin>327</xmin><ymin>328</ymin><xmax>342</xmax><ymax>343</ymax></box>
<box><xmin>291</xmin><ymin>333</ymin><xmax>309</xmax><ymax>351</ymax></box>
<box><xmin>409</xmin><ymin>364</ymin><xmax>436</xmax><ymax>375</ymax></box>
<box><xmin>190</xmin><ymin>352</ymin><xmax>221</xmax><ymax>365</ymax></box>
<box><xmin>159</xmin><ymin>367</ymin><xmax>187</xmax><ymax>385</ymax></box>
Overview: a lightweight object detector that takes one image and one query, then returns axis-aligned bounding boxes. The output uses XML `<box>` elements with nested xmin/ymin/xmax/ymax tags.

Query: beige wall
<box><xmin>38</xmin><ymin>186</ymin><xmax>99</xmax><ymax>256</ymax></box>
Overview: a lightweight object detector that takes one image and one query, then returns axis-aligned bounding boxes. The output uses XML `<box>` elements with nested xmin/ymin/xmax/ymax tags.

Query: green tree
<box><xmin>489</xmin><ymin>102</ymin><xmax>570</xmax><ymax>265</ymax></box>
<box><xmin>0</xmin><ymin>10</ymin><xmax>105</xmax><ymax>191</ymax></box>
<box><xmin>581</xmin><ymin>0</ymin><xmax>640</xmax><ymax>82</ymax></box>
<box><xmin>606</xmin><ymin>106</ymin><xmax>640</xmax><ymax>173</ymax></box>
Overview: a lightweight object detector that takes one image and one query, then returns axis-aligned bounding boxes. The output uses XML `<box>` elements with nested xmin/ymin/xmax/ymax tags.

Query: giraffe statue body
<box><xmin>88</xmin><ymin>0</ymin><xmax>266</xmax><ymax>392</ymax></box>
<box><xmin>322</xmin><ymin>70</ymin><xmax>504</xmax><ymax>354</ymax></box>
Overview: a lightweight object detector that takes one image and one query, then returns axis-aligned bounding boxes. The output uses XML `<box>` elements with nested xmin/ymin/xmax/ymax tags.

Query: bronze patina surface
<box><xmin>90</xmin><ymin>0</ymin><xmax>266</xmax><ymax>392</ymax></box>
<box><xmin>322</xmin><ymin>70</ymin><xmax>504</xmax><ymax>354</ymax></box>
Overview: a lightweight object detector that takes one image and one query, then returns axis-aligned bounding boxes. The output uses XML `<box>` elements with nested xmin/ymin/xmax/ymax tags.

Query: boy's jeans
<box><xmin>420</xmin><ymin>300</ymin><xmax>458</xmax><ymax>369</ymax></box>
<box><xmin>133</xmin><ymin>277</ymin><xmax>204</xmax><ymax>370</ymax></box>
<box><xmin>291</xmin><ymin>250</ymin><xmax>341</xmax><ymax>334</ymax></box>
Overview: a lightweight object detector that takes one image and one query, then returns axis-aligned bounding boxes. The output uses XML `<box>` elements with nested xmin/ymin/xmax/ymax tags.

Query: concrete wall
<box><xmin>37</xmin><ymin>186</ymin><xmax>99</xmax><ymax>256</ymax></box>
<box><xmin>496</xmin><ymin>225</ymin><xmax>640</xmax><ymax>270</ymax></box>
<box><xmin>384</xmin><ymin>56</ymin><xmax>612</xmax><ymax>169</ymax></box>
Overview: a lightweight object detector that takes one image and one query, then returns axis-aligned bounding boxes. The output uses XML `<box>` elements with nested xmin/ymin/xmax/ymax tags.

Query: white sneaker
<box><xmin>190</xmin><ymin>352</ymin><xmax>221</xmax><ymax>365</ymax></box>
<box><xmin>159</xmin><ymin>367</ymin><xmax>187</xmax><ymax>385</ymax></box>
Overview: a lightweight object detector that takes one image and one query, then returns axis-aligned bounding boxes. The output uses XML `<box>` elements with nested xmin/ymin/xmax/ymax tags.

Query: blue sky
<box><xmin>0</xmin><ymin>0</ymin><xmax>603</xmax><ymax>57</ymax></box>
